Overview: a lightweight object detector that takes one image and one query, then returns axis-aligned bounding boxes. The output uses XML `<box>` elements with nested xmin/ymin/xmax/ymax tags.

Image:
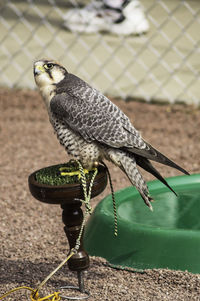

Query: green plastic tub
<box><xmin>84</xmin><ymin>174</ymin><xmax>200</xmax><ymax>274</ymax></box>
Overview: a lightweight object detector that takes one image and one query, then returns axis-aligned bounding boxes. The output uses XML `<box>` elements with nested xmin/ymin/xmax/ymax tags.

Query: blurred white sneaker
<box><xmin>64</xmin><ymin>1</ymin><xmax>103</xmax><ymax>26</ymax></box>
<box><xmin>63</xmin><ymin>0</ymin><xmax>149</xmax><ymax>35</ymax></box>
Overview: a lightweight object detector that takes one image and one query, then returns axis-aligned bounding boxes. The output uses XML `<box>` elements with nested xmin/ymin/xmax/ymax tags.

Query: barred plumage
<box><xmin>34</xmin><ymin>59</ymin><xmax>189</xmax><ymax>210</ymax></box>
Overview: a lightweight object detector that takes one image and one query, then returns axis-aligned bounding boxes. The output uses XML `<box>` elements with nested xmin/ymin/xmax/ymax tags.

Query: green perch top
<box><xmin>35</xmin><ymin>161</ymin><xmax>96</xmax><ymax>186</ymax></box>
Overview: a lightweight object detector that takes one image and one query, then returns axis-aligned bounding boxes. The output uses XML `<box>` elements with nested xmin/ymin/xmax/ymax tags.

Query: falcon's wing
<box><xmin>51</xmin><ymin>74</ymin><xmax>189</xmax><ymax>175</ymax></box>
<box><xmin>50</xmin><ymin>76</ymin><xmax>144</xmax><ymax>149</ymax></box>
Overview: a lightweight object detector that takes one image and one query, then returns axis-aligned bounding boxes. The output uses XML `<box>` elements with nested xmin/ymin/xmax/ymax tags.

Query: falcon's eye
<box><xmin>44</xmin><ymin>63</ymin><xmax>54</xmax><ymax>70</ymax></box>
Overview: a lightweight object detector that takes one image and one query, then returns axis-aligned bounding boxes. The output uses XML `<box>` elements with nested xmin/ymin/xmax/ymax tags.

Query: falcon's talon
<box><xmin>59</xmin><ymin>167</ymin><xmax>95</xmax><ymax>179</ymax></box>
<box><xmin>34</xmin><ymin>59</ymin><xmax>189</xmax><ymax>211</ymax></box>
<box><xmin>60</xmin><ymin>170</ymin><xmax>82</xmax><ymax>177</ymax></box>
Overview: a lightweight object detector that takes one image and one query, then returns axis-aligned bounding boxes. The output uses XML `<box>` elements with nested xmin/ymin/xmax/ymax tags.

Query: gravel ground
<box><xmin>0</xmin><ymin>87</ymin><xmax>200</xmax><ymax>300</ymax></box>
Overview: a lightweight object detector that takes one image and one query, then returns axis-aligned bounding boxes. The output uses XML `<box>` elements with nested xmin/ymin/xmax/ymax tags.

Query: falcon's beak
<box><xmin>34</xmin><ymin>64</ymin><xmax>45</xmax><ymax>76</ymax></box>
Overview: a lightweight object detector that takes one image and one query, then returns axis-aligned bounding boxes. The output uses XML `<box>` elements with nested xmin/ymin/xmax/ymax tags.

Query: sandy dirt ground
<box><xmin>0</xmin><ymin>88</ymin><xmax>200</xmax><ymax>300</ymax></box>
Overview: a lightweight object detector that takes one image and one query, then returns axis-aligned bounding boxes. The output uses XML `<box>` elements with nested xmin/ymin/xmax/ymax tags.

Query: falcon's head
<box><xmin>34</xmin><ymin>59</ymin><xmax>68</xmax><ymax>106</ymax></box>
<box><xmin>34</xmin><ymin>59</ymin><xmax>67</xmax><ymax>88</ymax></box>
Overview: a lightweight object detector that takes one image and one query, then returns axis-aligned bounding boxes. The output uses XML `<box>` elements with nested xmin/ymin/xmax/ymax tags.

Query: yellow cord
<box><xmin>0</xmin><ymin>287</ymin><xmax>34</xmax><ymax>300</ymax></box>
<box><xmin>0</xmin><ymin>252</ymin><xmax>75</xmax><ymax>301</ymax></box>
<box><xmin>34</xmin><ymin>251</ymin><xmax>75</xmax><ymax>295</ymax></box>
<box><xmin>0</xmin><ymin>286</ymin><xmax>60</xmax><ymax>300</ymax></box>
<box><xmin>0</xmin><ymin>285</ymin><xmax>61</xmax><ymax>301</ymax></box>
<box><xmin>30</xmin><ymin>290</ymin><xmax>61</xmax><ymax>301</ymax></box>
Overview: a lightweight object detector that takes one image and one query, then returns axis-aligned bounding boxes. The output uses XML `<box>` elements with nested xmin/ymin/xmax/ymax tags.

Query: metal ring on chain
<box><xmin>59</xmin><ymin>286</ymin><xmax>90</xmax><ymax>300</ymax></box>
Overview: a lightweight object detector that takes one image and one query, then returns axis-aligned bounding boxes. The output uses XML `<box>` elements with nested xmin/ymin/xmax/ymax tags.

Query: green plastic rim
<box><xmin>84</xmin><ymin>173</ymin><xmax>200</xmax><ymax>274</ymax></box>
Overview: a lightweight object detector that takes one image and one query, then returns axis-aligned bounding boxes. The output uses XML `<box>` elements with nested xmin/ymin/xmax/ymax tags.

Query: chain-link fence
<box><xmin>0</xmin><ymin>0</ymin><xmax>200</xmax><ymax>104</ymax></box>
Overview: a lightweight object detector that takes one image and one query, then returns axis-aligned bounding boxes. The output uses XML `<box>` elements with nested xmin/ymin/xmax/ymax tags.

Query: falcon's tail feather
<box><xmin>135</xmin><ymin>155</ymin><xmax>177</xmax><ymax>196</ymax></box>
<box><xmin>125</xmin><ymin>143</ymin><xmax>189</xmax><ymax>176</ymax></box>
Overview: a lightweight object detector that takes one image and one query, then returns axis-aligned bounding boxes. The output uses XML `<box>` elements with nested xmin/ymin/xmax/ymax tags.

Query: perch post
<box><xmin>28</xmin><ymin>163</ymin><xmax>107</xmax><ymax>298</ymax></box>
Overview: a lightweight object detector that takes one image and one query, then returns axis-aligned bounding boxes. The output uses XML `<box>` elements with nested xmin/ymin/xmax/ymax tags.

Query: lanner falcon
<box><xmin>33</xmin><ymin>59</ymin><xmax>189</xmax><ymax>210</ymax></box>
